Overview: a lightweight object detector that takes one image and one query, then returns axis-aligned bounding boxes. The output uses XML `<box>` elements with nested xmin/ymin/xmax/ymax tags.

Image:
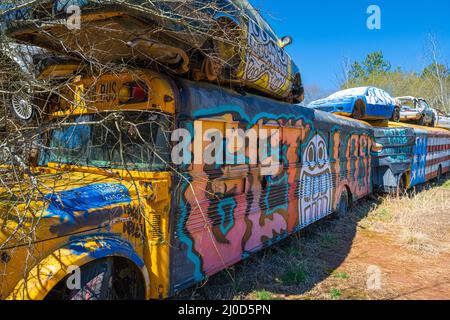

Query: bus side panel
<box><xmin>425</xmin><ymin>132</ymin><xmax>450</xmax><ymax>181</ymax></box>
<box><xmin>410</xmin><ymin>130</ymin><xmax>428</xmax><ymax>188</ymax></box>
<box><xmin>328</xmin><ymin>127</ymin><xmax>373</xmax><ymax>206</ymax></box>
<box><xmin>168</xmin><ymin>80</ymin><xmax>374</xmax><ymax>294</ymax></box>
<box><xmin>170</xmin><ymin>118</ymin><xmax>312</xmax><ymax>292</ymax></box>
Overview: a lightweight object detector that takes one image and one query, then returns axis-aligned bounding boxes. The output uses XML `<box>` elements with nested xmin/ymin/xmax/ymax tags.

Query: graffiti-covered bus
<box><xmin>372</xmin><ymin>122</ymin><xmax>450</xmax><ymax>192</ymax></box>
<box><xmin>0</xmin><ymin>70</ymin><xmax>374</xmax><ymax>300</ymax></box>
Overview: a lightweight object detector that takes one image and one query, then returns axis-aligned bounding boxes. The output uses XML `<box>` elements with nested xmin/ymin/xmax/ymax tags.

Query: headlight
<box><xmin>372</xmin><ymin>143</ymin><xmax>383</xmax><ymax>153</ymax></box>
<box><xmin>1</xmin><ymin>251</ymin><xmax>11</xmax><ymax>264</ymax></box>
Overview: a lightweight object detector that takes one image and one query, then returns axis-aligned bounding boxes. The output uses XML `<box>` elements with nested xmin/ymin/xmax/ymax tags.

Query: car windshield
<box><xmin>399</xmin><ymin>99</ymin><xmax>416</xmax><ymax>109</ymax></box>
<box><xmin>38</xmin><ymin>111</ymin><xmax>172</xmax><ymax>171</ymax></box>
<box><xmin>327</xmin><ymin>87</ymin><xmax>368</xmax><ymax>99</ymax></box>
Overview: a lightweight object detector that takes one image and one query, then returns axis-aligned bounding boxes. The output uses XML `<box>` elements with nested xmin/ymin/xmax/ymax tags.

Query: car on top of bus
<box><xmin>1</xmin><ymin>0</ymin><xmax>304</xmax><ymax>103</ymax></box>
<box><xmin>308</xmin><ymin>86</ymin><xmax>400</xmax><ymax>122</ymax></box>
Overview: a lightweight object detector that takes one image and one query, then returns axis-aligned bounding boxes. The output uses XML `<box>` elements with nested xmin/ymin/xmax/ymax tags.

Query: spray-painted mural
<box><xmin>411</xmin><ymin>130</ymin><xmax>428</xmax><ymax>186</ymax></box>
<box><xmin>2</xmin><ymin>70</ymin><xmax>448</xmax><ymax>300</ymax></box>
<box><xmin>170</xmin><ymin>80</ymin><xmax>373</xmax><ymax>291</ymax></box>
<box><xmin>372</xmin><ymin>125</ymin><xmax>450</xmax><ymax>191</ymax></box>
<box><xmin>243</xmin><ymin>19</ymin><xmax>290</xmax><ymax>94</ymax></box>
<box><xmin>298</xmin><ymin>134</ymin><xmax>333</xmax><ymax>226</ymax></box>
<box><xmin>372</xmin><ymin>127</ymin><xmax>415</xmax><ymax>192</ymax></box>
<box><xmin>424</xmin><ymin>131</ymin><xmax>450</xmax><ymax>182</ymax></box>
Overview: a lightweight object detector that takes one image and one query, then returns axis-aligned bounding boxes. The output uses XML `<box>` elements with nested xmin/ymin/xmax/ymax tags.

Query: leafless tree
<box><xmin>423</xmin><ymin>33</ymin><xmax>449</xmax><ymax>112</ymax></box>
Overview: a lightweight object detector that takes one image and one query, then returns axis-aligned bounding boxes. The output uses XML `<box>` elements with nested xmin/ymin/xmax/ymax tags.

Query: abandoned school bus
<box><xmin>0</xmin><ymin>70</ymin><xmax>374</xmax><ymax>300</ymax></box>
<box><xmin>372</xmin><ymin>122</ymin><xmax>450</xmax><ymax>193</ymax></box>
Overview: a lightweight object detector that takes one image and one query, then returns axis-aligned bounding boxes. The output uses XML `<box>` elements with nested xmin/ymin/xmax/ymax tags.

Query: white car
<box><xmin>435</xmin><ymin>109</ymin><xmax>450</xmax><ymax>130</ymax></box>
<box><xmin>396</xmin><ymin>96</ymin><xmax>436</xmax><ymax>127</ymax></box>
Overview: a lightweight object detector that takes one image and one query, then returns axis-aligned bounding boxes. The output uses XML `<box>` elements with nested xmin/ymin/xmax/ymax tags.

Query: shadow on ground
<box><xmin>175</xmin><ymin>174</ymin><xmax>449</xmax><ymax>300</ymax></box>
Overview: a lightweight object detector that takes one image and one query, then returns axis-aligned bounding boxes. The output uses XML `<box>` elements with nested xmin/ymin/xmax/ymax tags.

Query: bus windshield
<box><xmin>38</xmin><ymin>111</ymin><xmax>172</xmax><ymax>171</ymax></box>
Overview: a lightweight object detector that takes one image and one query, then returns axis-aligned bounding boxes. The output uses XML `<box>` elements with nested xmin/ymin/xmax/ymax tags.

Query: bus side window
<box><xmin>195</xmin><ymin>119</ymin><xmax>226</xmax><ymax>170</ymax></box>
<box><xmin>339</xmin><ymin>137</ymin><xmax>346</xmax><ymax>161</ymax></box>
<box><xmin>224</xmin><ymin>120</ymin><xmax>246</xmax><ymax>167</ymax></box>
<box><xmin>359</xmin><ymin>135</ymin><xmax>366</xmax><ymax>157</ymax></box>
<box><xmin>329</xmin><ymin>132</ymin><xmax>336</xmax><ymax>162</ymax></box>
<box><xmin>283</xmin><ymin>126</ymin><xmax>303</xmax><ymax>166</ymax></box>
<box><xmin>260</xmin><ymin>121</ymin><xmax>282</xmax><ymax>173</ymax></box>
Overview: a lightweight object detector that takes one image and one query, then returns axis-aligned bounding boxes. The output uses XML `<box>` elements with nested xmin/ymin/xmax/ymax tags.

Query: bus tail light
<box><xmin>118</xmin><ymin>81</ymin><xmax>148</xmax><ymax>104</ymax></box>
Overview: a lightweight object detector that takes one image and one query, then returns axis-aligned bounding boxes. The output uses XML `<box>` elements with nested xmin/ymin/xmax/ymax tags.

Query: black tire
<box><xmin>61</xmin><ymin>258</ymin><xmax>114</xmax><ymax>300</ymax></box>
<box><xmin>391</xmin><ymin>106</ymin><xmax>401</xmax><ymax>122</ymax></box>
<box><xmin>45</xmin><ymin>257</ymin><xmax>145</xmax><ymax>300</ymax></box>
<box><xmin>430</xmin><ymin>116</ymin><xmax>436</xmax><ymax>128</ymax></box>
<box><xmin>351</xmin><ymin>100</ymin><xmax>366</xmax><ymax>120</ymax></box>
<box><xmin>418</xmin><ymin>116</ymin><xmax>425</xmax><ymax>126</ymax></box>
<box><xmin>436</xmin><ymin>166</ymin><xmax>442</xmax><ymax>182</ymax></box>
<box><xmin>292</xmin><ymin>73</ymin><xmax>305</xmax><ymax>103</ymax></box>
<box><xmin>336</xmin><ymin>189</ymin><xmax>350</xmax><ymax>217</ymax></box>
<box><xmin>396</xmin><ymin>174</ymin><xmax>407</xmax><ymax>196</ymax></box>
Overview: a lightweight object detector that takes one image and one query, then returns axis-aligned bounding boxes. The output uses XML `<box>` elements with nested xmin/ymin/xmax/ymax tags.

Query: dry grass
<box><xmin>176</xmin><ymin>175</ymin><xmax>450</xmax><ymax>300</ymax></box>
<box><xmin>363</xmin><ymin>181</ymin><xmax>450</xmax><ymax>253</ymax></box>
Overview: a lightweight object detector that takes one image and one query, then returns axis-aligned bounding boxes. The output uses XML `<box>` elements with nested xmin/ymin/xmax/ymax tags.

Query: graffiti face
<box><xmin>298</xmin><ymin>134</ymin><xmax>333</xmax><ymax>226</ymax></box>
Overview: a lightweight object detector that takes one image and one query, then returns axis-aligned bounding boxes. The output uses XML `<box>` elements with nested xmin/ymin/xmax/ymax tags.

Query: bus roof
<box><xmin>177</xmin><ymin>78</ymin><xmax>372</xmax><ymax>132</ymax></box>
<box><xmin>372</xmin><ymin>121</ymin><xmax>450</xmax><ymax>135</ymax></box>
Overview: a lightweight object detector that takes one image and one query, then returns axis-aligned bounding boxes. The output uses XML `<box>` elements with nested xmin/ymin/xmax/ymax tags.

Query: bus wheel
<box><xmin>351</xmin><ymin>100</ymin><xmax>366</xmax><ymax>120</ymax></box>
<box><xmin>336</xmin><ymin>189</ymin><xmax>350</xmax><ymax>217</ymax></box>
<box><xmin>436</xmin><ymin>166</ymin><xmax>443</xmax><ymax>182</ymax></box>
<box><xmin>396</xmin><ymin>174</ymin><xmax>407</xmax><ymax>196</ymax></box>
<box><xmin>46</xmin><ymin>258</ymin><xmax>145</xmax><ymax>300</ymax></box>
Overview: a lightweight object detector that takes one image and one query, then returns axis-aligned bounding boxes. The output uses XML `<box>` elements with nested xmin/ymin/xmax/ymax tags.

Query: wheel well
<box><xmin>342</xmin><ymin>185</ymin><xmax>353</xmax><ymax>208</ymax></box>
<box><xmin>401</xmin><ymin>172</ymin><xmax>409</xmax><ymax>186</ymax></box>
<box><xmin>355</xmin><ymin>99</ymin><xmax>366</xmax><ymax>108</ymax></box>
<box><xmin>397</xmin><ymin>172</ymin><xmax>408</xmax><ymax>193</ymax></box>
<box><xmin>44</xmin><ymin>256</ymin><xmax>146</xmax><ymax>300</ymax></box>
<box><xmin>392</xmin><ymin>105</ymin><xmax>401</xmax><ymax>117</ymax></box>
<box><xmin>353</xmin><ymin>99</ymin><xmax>366</xmax><ymax>117</ymax></box>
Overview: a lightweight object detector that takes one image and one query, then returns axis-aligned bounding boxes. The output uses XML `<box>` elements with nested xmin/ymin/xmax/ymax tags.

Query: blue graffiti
<box><xmin>45</xmin><ymin>183</ymin><xmax>131</xmax><ymax>223</ymax></box>
<box><xmin>54</xmin><ymin>0</ymin><xmax>89</xmax><ymax>12</ymax></box>
<box><xmin>176</xmin><ymin>179</ymin><xmax>204</xmax><ymax>282</ymax></box>
<box><xmin>410</xmin><ymin>134</ymin><xmax>428</xmax><ymax>187</ymax></box>
<box><xmin>192</xmin><ymin>104</ymin><xmax>314</xmax><ymax>129</ymax></box>
<box><xmin>217</xmin><ymin>197</ymin><xmax>237</xmax><ymax>235</ymax></box>
<box><xmin>262</xmin><ymin>173</ymin><xmax>289</xmax><ymax>216</ymax></box>
<box><xmin>67</xmin><ymin>233</ymin><xmax>145</xmax><ymax>268</ymax></box>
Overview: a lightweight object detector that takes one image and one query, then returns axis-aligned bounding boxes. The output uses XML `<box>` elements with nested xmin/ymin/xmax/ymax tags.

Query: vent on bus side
<box><xmin>149</xmin><ymin>213</ymin><xmax>163</xmax><ymax>243</ymax></box>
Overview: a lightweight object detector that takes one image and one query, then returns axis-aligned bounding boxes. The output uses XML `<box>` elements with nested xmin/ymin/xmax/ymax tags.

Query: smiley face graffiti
<box><xmin>298</xmin><ymin>134</ymin><xmax>333</xmax><ymax>226</ymax></box>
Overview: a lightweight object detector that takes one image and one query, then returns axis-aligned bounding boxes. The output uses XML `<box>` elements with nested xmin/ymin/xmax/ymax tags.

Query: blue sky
<box><xmin>250</xmin><ymin>0</ymin><xmax>450</xmax><ymax>92</ymax></box>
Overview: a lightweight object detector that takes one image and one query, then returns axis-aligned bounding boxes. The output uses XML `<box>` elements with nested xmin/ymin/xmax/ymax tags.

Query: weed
<box><xmin>330</xmin><ymin>288</ymin><xmax>342</xmax><ymax>300</ymax></box>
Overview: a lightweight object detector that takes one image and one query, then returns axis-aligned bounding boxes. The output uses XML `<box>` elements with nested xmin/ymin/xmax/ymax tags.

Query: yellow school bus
<box><xmin>0</xmin><ymin>69</ymin><xmax>373</xmax><ymax>300</ymax></box>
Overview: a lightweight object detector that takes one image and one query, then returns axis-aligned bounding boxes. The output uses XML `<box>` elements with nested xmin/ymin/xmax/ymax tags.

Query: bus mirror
<box><xmin>279</xmin><ymin>36</ymin><xmax>293</xmax><ymax>48</ymax></box>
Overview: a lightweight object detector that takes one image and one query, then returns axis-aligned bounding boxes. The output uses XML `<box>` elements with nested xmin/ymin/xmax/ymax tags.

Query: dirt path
<box><xmin>306</xmin><ymin>226</ymin><xmax>450</xmax><ymax>300</ymax></box>
<box><xmin>178</xmin><ymin>178</ymin><xmax>450</xmax><ymax>300</ymax></box>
